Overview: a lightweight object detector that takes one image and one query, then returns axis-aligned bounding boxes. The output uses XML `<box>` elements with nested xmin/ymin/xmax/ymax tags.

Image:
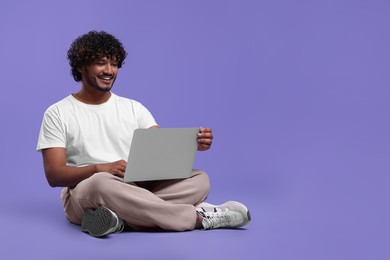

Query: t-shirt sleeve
<box><xmin>136</xmin><ymin>102</ymin><xmax>158</xmax><ymax>129</ymax></box>
<box><xmin>36</xmin><ymin>106</ymin><xmax>66</xmax><ymax>151</ymax></box>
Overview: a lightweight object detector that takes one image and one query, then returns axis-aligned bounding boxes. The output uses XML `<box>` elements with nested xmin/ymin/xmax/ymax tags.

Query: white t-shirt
<box><xmin>36</xmin><ymin>93</ymin><xmax>158</xmax><ymax>167</ymax></box>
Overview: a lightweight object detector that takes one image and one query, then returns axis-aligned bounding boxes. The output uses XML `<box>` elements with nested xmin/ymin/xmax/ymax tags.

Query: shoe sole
<box><xmin>80</xmin><ymin>207</ymin><xmax>117</xmax><ymax>238</ymax></box>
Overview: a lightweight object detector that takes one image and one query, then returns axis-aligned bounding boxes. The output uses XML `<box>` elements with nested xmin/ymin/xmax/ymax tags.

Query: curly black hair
<box><xmin>67</xmin><ymin>31</ymin><xmax>127</xmax><ymax>82</ymax></box>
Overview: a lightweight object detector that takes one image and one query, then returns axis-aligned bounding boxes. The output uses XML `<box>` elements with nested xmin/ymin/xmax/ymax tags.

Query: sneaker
<box><xmin>81</xmin><ymin>207</ymin><xmax>124</xmax><ymax>237</ymax></box>
<box><xmin>196</xmin><ymin>201</ymin><xmax>251</xmax><ymax>230</ymax></box>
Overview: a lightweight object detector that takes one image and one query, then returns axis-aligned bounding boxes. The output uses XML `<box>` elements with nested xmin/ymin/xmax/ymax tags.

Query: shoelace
<box><xmin>198</xmin><ymin>208</ymin><xmax>233</xmax><ymax>229</ymax></box>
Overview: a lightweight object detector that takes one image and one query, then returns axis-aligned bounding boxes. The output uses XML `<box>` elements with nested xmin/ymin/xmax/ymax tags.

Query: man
<box><xmin>37</xmin><ymin>31</ymin><xmax>251</xmax><ymax>237</ymax></box>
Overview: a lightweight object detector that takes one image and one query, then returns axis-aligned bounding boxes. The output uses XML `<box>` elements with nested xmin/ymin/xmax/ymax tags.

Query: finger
<box><xmin>197</xmin><ymin>144</ymin><xmax>211</xmax><ymax>151</ymax></box>
<box><xmin>198</xmin><ymin>133</ymin><xmax>213</xmax><ymax>139</ymax></box>
<box><xmin>116</xmin><ymin>160</ymin><xmax>127</xmax><ymax>168</ymax></box>
<box><xmin>199</xmin><ymin>127</ymin><xmax>212</xmax><ymax>133</ymax></box>
<box><xmin>119</xmin><ymin>159</ymin><xmax>127</xmax><ymax>165</ymax></box>
<box><xmin>198</xmin><ymin>137</ymin><xmax>213</xmax><ymax>142</ymax></box>
<box><xmin>117</xmin><ymin>169</ymin><xmax>125</xmax><ymax>177</ymax></box>
<box><xmin>198</xmin><ymin>131</ymin><xmax>213</xmax><ymax>139</ymax></box>
<box><xmin>197</xmin><ymin>138</ymin><xmax>213</xmax><ymax>145</ymax></box>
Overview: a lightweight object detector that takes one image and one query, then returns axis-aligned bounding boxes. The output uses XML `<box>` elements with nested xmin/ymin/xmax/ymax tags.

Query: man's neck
<box><xmin>72</xmin><ymin>88</ymin><xmax>112</xmax><ymax>105</ymax></box>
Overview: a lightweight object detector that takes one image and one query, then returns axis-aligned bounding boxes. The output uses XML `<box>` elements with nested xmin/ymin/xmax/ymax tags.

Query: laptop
<box><xmin>123</xmin><ymin>128</ymin><xmax>199</xmax><ymax>182</ymax></box>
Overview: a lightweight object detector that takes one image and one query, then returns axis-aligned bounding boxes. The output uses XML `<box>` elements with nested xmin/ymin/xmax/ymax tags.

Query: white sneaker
<box><xmin>196</xmin><ymin>201</ymin><xmax>251</xmax><ymax>230</ymax></box>
<box><xmin>81</xmin><ymin>207</ymin><xmax>124</xmax><ymax>237</ymax></box>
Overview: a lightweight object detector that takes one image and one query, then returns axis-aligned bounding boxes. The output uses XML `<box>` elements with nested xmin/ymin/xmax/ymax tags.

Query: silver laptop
<box><xmin>124</xmin><ymin>128</ymin><xmax>199</xmax><ymax>182</ymax></box>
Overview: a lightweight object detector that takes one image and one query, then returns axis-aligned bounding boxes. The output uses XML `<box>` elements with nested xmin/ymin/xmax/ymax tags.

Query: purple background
<box><xmin>1</xmin><ymin>0</ymin><xmax>389</xmax><ymax>259</ymax></box>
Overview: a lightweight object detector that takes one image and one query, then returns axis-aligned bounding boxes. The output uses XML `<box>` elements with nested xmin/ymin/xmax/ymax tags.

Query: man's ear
<box><xmin>77</xmin><ymin>67</ymin><xmax>83</xmax><ymax>73</ymax></box>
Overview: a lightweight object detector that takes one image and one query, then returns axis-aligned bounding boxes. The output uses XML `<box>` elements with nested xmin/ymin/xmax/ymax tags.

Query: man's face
<box><xmin>80</xmin><ymin>57</ymin><xmax>119</xmax><ymax>92</ymax></box>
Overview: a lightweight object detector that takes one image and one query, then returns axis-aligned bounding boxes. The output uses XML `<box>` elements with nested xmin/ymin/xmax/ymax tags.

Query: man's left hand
<box><xmin>197</xmin><ymin>127</ymin><xmax>213</xmax><ymax>151</ymax></box>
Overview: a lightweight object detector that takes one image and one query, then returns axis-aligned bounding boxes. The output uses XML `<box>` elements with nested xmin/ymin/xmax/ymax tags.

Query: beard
<box><xmin>84</xmin><ymin>73</ymin><xmax>117</xmax><ymax>93</ymax></box>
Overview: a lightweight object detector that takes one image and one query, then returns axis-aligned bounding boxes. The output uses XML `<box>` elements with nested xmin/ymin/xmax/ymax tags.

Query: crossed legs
<box><xmin>61</xmin><ymin>170</ymin><xmax>210</xmax><ymax>231</ymax></box>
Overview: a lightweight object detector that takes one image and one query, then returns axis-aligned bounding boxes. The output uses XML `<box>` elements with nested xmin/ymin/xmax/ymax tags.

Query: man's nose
<box><xmin>103</xmin><ymin>64</ymin><xmax>114</xmax><ymax>74</ymax></box>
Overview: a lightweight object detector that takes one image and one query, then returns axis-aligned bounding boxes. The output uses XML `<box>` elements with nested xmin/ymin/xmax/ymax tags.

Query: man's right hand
<box><xmin>96</xmin><ymin>160</ymin><xmax>127</xmax><ymax>177</ymax></box>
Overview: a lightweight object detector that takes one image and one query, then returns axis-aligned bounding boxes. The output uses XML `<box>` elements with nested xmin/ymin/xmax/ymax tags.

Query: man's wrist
<box><xmin>94</xmin><ymin>164</ymin><xmax>100</xmax><ymax>173</ymax></box>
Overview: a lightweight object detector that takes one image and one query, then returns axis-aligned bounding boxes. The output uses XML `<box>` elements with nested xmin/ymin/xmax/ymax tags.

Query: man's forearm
<box><xmin>45</xmin><ymin>164</ymin><xmax>98</xmax><ymax>188</ymax></box>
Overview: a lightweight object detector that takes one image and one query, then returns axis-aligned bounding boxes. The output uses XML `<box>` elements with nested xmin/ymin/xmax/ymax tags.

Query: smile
<box><xmin>98</xmin><ymin>75</ymin><xmax>113</xmax><ymax>81</ymax></box>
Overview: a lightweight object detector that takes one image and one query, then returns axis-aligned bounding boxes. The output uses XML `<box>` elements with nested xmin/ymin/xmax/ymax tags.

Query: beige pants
<box><xmin>61</xmin><ymin>170</ymin><xmax>210</xmax><ymax>231</ymax></box>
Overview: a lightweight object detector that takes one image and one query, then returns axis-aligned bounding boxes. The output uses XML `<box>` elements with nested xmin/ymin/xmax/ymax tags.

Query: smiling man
<box><xmin>81</xmin><ymin>56</ymin><xmax>117</xmax><ymax>91</ymax></box>
<box><xmin>37</xmin><ymin>31</ymin><xmax>251</xmax><ymax>237</ymax></box>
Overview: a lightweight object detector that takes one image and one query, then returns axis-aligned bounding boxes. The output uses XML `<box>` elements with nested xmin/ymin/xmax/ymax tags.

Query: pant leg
<box><xmin>61</xmin><ymin>172</ymin><xmax>199</xmax><ymax>231</ymax></box>
<box><xmin>138</xmin><ymin>169</ymin><xmax>210</xmax><ymax>205</ymax></box>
